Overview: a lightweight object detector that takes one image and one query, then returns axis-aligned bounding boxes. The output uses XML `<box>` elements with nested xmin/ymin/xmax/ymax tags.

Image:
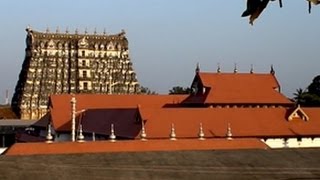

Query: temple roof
<box><xmin>186</xmin><ymin>72</ymin><xmax>293</xmax><ymax>105</ymax></box>
<box><xmin>5</xmin><ymin>138</ymin><xmax>268</xmax><ymax>156</ymax></box>
<box><xmin>46</xmin><ymin>94</ymin><xmax>188</xmax><ymax>131</ymax></box>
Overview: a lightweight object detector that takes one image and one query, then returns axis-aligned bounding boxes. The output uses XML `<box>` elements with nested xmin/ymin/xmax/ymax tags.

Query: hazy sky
<box><xmin>0</xmin><ymin>0</ymin><xmax>319</xmax><ymax>103</ymax></box>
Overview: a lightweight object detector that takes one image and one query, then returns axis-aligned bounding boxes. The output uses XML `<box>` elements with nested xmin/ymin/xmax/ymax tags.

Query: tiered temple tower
<box><xmin>12</xmin><ymin>27</ymin><xmax>140</xmax><ymax>120</ymax></box>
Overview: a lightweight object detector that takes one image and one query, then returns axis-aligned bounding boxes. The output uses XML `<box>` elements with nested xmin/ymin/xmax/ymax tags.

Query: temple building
<box><xmin>16</xmin><ymin>65</ymin><xmax>320</xmax><ymax>150</ymax></box>
<box><xmin>11</xmin><ymin>27</ymin><xmax>140</xmax><ymax>120</ymax></box>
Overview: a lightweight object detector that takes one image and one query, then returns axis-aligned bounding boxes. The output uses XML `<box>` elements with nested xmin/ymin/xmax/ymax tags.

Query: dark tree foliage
<box><xmin>169</xmin><ymin>86</ymin><xmax>191</xmax><ymax>95</ymax></box>
<box><xmin>293</xmin><ymin>75</ymin><xmax>320</xmax><ymax>107</ymax></box>
<box><xmin>308</xmin><ymin>75</ymin><xmax>320</xmax><ymax>97</ymax></box>
<box><xmin>139</xmin><ymin>86</ymin><xmax>157</xmax><ymax>95</ymax></box>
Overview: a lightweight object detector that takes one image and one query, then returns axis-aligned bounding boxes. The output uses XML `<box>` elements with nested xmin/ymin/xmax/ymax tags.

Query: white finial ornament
<box><xmin>71</xmin><ymin>95</ymin><xmax>76</xmax><ymax>142</ymax></box>
<box><xmin>198</xmin><ymin>123</ymin><xmax>205</xmax><ymax>140</ymax></box>
<box><xmin>92</xmin><ymin>132</ymin><xmax>96</xmax><ymax>141</ymax></box>
<box><xmin>140</xmin><ymin>121</ymin><xmax>147</xmax><ymax>141</ymax></box>
<box><xmin>77</xmin><ymin>124</ymin><xmax>85</xmax><ymax>142</ymax></box>
<box><xmin>169</xmin><ymin>123</ymin><xmax>177</xmax><ymax>140</ymax></box>
<box><xmin>46</xmin><ymin>123</ymin><xmax>53</xmax><ymax>143</ymax></box>
<box><xmin>226</xmin><ymin>123</ymin><xmax>233</xmax><ymax>140</ymax></box>
<box><xmin>109</xmin><ymin>124</ymin><xmax>116</xmax><ymax>142</ymax></box>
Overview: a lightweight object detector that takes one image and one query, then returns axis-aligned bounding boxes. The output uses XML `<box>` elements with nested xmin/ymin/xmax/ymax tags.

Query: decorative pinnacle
<box><xmin>109</xmin><ymin>124</ymin><xmax>116</xmax><ymax>142</ymax></box>
<box><xmin>250</xmin><ymin>64</ymin><xmax>254</xmax><ymax>74</ymax></box>
<box><xmin>103</xmin><ymin>28</ymin><xmax>106</xmax><ymax>35</ymax></box>
<box><xmin>195</xmin><ymin>62</ymin><xmax>200</xmax><ymax>74</ymax></box>
<box><xmin>226</xmin><ymin>123</ymin><xmax>233</xmax><ymax>140</ymax></box>
<box><xmin>270</xmin><ymin>64</ymin><xmax>275</xmax><ymax>75</ymax></box>
<box><xmin>169</xmin><ymin>123</ymin><xmax>177</xmax><ymax>140</ymax></box>
<box><xmin>234</xmin><ymin>63</ymin><xmax>238</xmax><ymax>73</ymax></box>
<box><xmin>77</xmin><ymin>124</ymin><xmax>85</xmax><ymax>142</ymax></box>
<box><xmin>198</xmin><ymin>123</ymin><xmax>205</xmax><ymax>140</ymax></box>
<box><xmin>85</xmin><ymin>27</ymin><xmax>88</xmax><ymax>34</ymax></box>
<box><xmin>92</xmin><ymin>132</ymin><xmax>96</xmax><ymax>141</ymax></box>
<box><xmin>75</xmin><ymin>28</ymin><xmax>78</xmax><ymax>34</ymax></box>
<box><xmin>94</xmin><ymin>28</ymin><xmax>97</xmax><ymax>35</ymax></box>
<box><xmin>26</xmin><ymin>25</ymin><xmax>32</xmax><ymax>32</ymax></box>
<box><xmin>217</xmin><ymin>63</ymin><xmax>221</xmax><ymax>73</ymax></box>
<box><xmin>56</xmin><ymin>26</ymin><xmax>60</xmax><ymax>33</ymax></box>
<box><xmin>46</xmin><ymin>27</ymin><xmax>50</xmax><ymax>33</ymax></box>
<box><xmin>140</xmin><ymin>121</ymin><xmax>147</xmax><ymax>141</ymax></box>
<box><xmin>66</xmin><ymin>27</ymin><xmax>69</xmax><ymax>34</ymax></box>
<box><xmin>46</xmin><ymin>123</ymin><xmax>53</xmax><ymax>143</ymax></box>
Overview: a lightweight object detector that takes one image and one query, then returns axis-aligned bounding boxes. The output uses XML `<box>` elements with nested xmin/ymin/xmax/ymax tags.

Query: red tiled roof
<box><xmin>49</xmin><ymin>94</ymin><xmax>187</xmax><ymax>131</ymax></box>
<box><xmin>139</xmin><ymin>107</ymin><xmax>320</xmax><ymax>138</ymax></box>
<box><xmin>81</xmin><ymin>108</ymin><xmax>141</xmax><ymax>138</ymax></box>
<box><xmin>189</xmin><ymin>72</ymin><xmax>292</xmax><ymax>104</ymax></box>
<box><xmin>5</xmin><ymin>138</ymin><xmax>268</xmax><ymax>156</ymax></box>
<box><xmin>0</xmin><ymin>106</ymin><xmax>17</xmax><ymax>119</ymax></box>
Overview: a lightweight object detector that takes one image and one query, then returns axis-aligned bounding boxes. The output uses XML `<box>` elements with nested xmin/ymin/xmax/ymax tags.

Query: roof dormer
<box><xmin>287</xmin><ymin>105</ymin><xmax>309</xmax><ymax>121</ymax></box>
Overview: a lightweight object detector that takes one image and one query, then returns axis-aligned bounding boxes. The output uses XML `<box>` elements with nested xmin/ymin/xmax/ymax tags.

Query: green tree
<box><xmin>169</xmin><ymin>86</ymin><xmax>191</xmax><ymax>95</ymax></box>
<box><xmin>293</xmin><ymin>88</ymin><xmax>306</xmax><ymax>105</ymax></box>
<box><xmin>139</xmin><ymin>86</ymin><xmax>157</xmax><ymax>95</ymax></box>
<box><xmin>293</xmin><ymin>75</ymin><xmax>320</xmax><ymax>107</ymax></box>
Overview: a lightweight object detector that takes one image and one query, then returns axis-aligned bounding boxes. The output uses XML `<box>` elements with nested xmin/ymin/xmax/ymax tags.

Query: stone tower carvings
<box><xmin>12</xmin><ymin>27</ymin><xmax>140</xmax><ymax>120</ymax></box>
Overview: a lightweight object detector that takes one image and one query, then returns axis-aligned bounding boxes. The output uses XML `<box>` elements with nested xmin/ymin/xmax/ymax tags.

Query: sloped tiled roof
<box><xmin>5</xmin><ymin>138</ymin><xmax>268</xmax><ymax>156</ymax></box>
<box><xmin>49</xmin><ymin>94</ymin><xmax>187</xmax><ymax>131</ymax></box>
<box><xmin>139</xmin><ymin>107</ymin><xmax>320</xmax><ymax>138</ymax></box>
<box><xmin>0</xmin><ymin>106</ymin><xmax>18</xmax><ymax>119</ymax></box>
<box><xmin>187</xmin><ymin>72</ymin><xmax>293</xmax><ymax>104</ymax></box>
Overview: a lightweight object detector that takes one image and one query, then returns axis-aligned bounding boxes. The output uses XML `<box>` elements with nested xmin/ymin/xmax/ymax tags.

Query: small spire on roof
<box><xmin>270</xmin><ymin>64</ymin><xmax>275</xmax><ymax>75</ymax></box>
<box><xmin>195</xmin><ymin>62</ymin><xmax>200</xmax><ymax>74</ymax></box>
<box><xmin>71</xmin><ymin>95</ymin><xmax>77</xmax><ymax>142</ymax></box>
<box><xmin>103</xmin><ymin>28</ymin><xmax>106</xmax><ymax>35</ymax></box>
<box><xmin>26</xmin><ymin>25</ymin><xmax>32</xmax><ymax>32</ymax></box>
<box><xmin>94</xmin><ymin>27</ymin><xmax>97</xmax><ymax>35</ymax></box>
<box><xmin>56</xmin><ymin>26</ymin><xmax>60</xmax><ymax>34</ymax></box>
<box><xmin>77</xmin><ymin>124</ymin><xmax>85</xmax><ymax>142</ymax></box>
<box><xmin>226</xmin><ymin>123</ymin><xmax>233</xmax><ymax>140</ymax></box>
<box><xmin>198</xmin><ymin>123</ymin><xmax>205</xmax><ymax>140</ymax></box>
<box><xmin>140</xmin><ymin>121</ymin><xmax>147</xmax><ymax>141</ymax></box>
<box><xmin>109</xmin><ymin>124</ymin><xmax>116</xmax><ymax>142</ymax></box>
<box><xmin>75</xmin><ymin>28</ymin><xmax>78</xmax><ymax>34</ymax></box>
<box><xmin>169</xmin><ymin>123</ymin><xmax>177</xmax><ymax>140</ymax></box>
<box><xmin>46</xmin><ymin>123</ymin><xmax>53</xmax><ymax>143</ymax></box>
<box><xmin>217</xmin><ymin>63</ymin><xmax>221</xmax><ymax>73</ymax></box>
<box><xmin>250</xmin><ymin>64</ymin><xmax>254</xmax><ymax>74</ymax></box>
<box><xmin>84</xmin><ymin>27</ymin><xmax>88</xmax><ymax>34</ymax></box>
<box><xmin>46</xmin><ymin>27</ymin><xmax>50</xmax><ymax>33</ymax></box>
<box><xmin>234</xmin><ymin>63</ymin><xmax>238</xmax><ymax>73</ymax></box>
<box><xmin>66</xmin><ymin>27</ymin><xmax>69</xmax><ymax>34</ymax></box>
<box><xmin>92</xmin><ymin>132</ymin><xmax>96</xmax><ymax>141</ymax></box>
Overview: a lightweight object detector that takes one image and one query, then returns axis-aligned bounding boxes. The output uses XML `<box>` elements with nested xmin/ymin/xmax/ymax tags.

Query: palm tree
<box><xmin>293</xmin><ymin>88</ymin><xmax>306</xmax><ymax>105</ymax></box>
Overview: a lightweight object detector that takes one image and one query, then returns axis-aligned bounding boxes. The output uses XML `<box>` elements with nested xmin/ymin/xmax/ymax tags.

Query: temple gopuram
<box><xmin>11</xmin><ymin>27</ymin><xmax>140</xmax><ymax>120</ymax></box>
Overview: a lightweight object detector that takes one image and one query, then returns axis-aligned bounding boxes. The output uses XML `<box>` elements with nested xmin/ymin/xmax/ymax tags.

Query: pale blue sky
<box><xmin>0</xmin><ymin>0</ymin><xmax>319</xmax><ymax>103</ymax></box>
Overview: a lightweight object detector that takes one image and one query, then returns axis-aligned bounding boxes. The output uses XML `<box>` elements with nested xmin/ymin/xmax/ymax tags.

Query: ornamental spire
<box><xmin>169</xmin><ymin>123</ymin><xmax>177</xmax><ymax>140</ymax></box>
<box><xmin>217</xmin><ymin>63</ymin><xmax>221</xmax><ymax>73</ymax></box>
<box><xmin>195</xmin><ymin>63</ymin><xmax>200</xmax><ymax>74</ymax></box>
<box><xmin>198</xmin><ymin>123</ymin><xmax>205</xmax><ymax>140</ymax></box>
<box><xmin>46</xmin><ymin>123</ymin><xmax>53</xmax><ymax>143</ymax></box>
<box><xmin>250</xmin><ymin>64</ymin><xmax>254</xmax><ymax>74</ymax></box>
<box><xmin>234</xmin><ymin>63</ymin><xmax>238</xmax><ymax>73</ymax></box>
<box><xmin>140</xmin><ymin>121</ymin><xmax>147</xmax><ymax>141</ymax></box>
<box><xmin>77</xmin><ymin>124</ymin><xmax>85</xmax><ymax>142</ymax></box>
<box><xmin>109</xmin><ymin>124</ymin><xmax>116</xmax><ymax>142</ymax></box>
<box><xmin>226</xmin><ymin>123</ymin><xmax>233</xmax><ymax>140</ymax></box>
<box><xmin>270</xmin><ymin>64</ymin><xmax>275</xmax><ymax>75</ymax></box>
